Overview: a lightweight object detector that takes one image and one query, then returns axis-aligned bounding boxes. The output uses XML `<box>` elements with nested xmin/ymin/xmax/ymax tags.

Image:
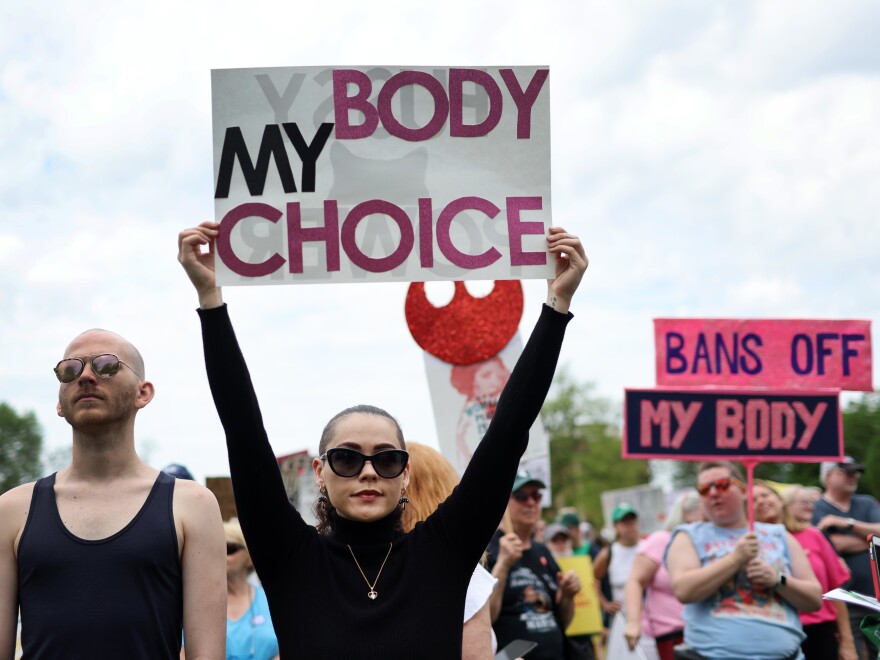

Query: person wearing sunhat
<box><xmin>594</xmin><ymin>503</ymin><xmax>648</xmax><ymax>659</ymax></box>
<box><xmin>814</xmin><ymin>456</ymin><xmax>880</xmax><ymax>659</ymax></box>
<box><xmin>488</xmin><ymin>469</ymin><xmax>582</xmax><ymax>660</ymax></box>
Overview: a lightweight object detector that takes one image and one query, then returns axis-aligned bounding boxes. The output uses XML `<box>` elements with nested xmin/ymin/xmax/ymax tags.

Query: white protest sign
<box><xmin>211</xmin><ymin>66</ymin><xmax>553</xmax><ymax>285</ymax></box>
<box><xmin>422</xmin><ymin>334</ymin><xmax>550</xmax><ymax>477</ymax></box>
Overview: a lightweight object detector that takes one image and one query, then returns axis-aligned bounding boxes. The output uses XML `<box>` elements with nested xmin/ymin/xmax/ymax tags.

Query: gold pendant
<box><xmin>368</xmin><ymin>590</ymin><xmax>378</xmax><ymax>599</ymax></box>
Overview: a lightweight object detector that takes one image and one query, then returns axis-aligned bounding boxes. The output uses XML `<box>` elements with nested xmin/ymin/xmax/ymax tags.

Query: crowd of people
<box><xmin>0</xmin><ymin>221</ymin><xmax>878</xmax><ymax>660</ymax></box>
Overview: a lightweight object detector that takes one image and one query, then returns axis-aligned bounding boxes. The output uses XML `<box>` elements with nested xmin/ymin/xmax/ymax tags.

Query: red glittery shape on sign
<box><xmin>405</xmin><ymin>281</ymin><xmax>524</xmax><ymax>365</ymax></box>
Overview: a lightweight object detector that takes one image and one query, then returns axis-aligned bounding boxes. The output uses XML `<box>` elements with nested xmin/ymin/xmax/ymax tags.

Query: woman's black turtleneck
<box><xmin>198</xmin><ymin>303</ymin><xmax>571</xmax><ymax>659</ymax></box>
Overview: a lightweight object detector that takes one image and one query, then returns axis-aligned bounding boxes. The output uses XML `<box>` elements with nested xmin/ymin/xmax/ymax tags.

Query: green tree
<box><xmin>542</xmin><ymin>368</ymin><xmax>650</xmax><ymax>524</ymax></box>
<box><xmin>0</xmin><ymin>402</ymin><xmax>43</xmax><ymax>492</ymax></box>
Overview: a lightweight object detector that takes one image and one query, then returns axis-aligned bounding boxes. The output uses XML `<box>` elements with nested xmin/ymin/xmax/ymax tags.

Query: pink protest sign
<box><xmin>654</xmin><ymin>319</ymin><xmax>873</xmax><ymax>391</ymax></box>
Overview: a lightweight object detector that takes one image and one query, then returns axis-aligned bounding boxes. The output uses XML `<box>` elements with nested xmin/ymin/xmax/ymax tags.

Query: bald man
<box><xmin>0</xmin><ymin>329</ymin><xmax>226</xmax><ymax>660</ymax></box>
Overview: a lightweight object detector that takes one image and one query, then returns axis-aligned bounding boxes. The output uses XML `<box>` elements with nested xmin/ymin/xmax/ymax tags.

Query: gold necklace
<box><xmin>347</xmin><ymin>542</ymin><xmax>393</xmax><ymax>600</ymax></box>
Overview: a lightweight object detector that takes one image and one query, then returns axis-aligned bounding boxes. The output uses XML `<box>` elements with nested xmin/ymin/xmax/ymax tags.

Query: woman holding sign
<box><xmin>177</xmin><ymin>221</ymin><xmax>587</xmax><ymax>660</ymax></box>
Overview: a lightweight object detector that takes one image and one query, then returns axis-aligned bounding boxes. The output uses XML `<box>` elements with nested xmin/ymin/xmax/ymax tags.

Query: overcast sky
<box><xmin>2</xmin><ymin>0</ymin><xmax>878</xmax><ymax>482</ymax></box>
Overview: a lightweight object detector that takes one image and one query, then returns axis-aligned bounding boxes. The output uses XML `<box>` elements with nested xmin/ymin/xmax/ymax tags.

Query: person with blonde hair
<box><xmin>223</xmin><ymin>521</ymin><xmax>279</xmax><ymax>660</ymax></box>
<box><xmin>183</xmin><ymin>521</ymin><xmax>279</xmax><ymax>660</ymax></box>
<box><xmin>402</xmin><ymin>442</ymin><xmax>497</xmax><ymax>659</ymax></box>
<box><xmin>754</xmin><ymin>481</ymin><xmax>855</xmax><ymax>660</ymax></box>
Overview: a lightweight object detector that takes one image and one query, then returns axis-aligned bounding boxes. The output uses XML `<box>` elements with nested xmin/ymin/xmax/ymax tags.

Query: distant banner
<box><xmin>623</xmin><ymin>388</ymin><xmax>842</xmax><ymax>462</ymax></box>
<box><xmin>556</xmin><ymin>555</ymin><xmax>603</xmax><ymax>636</ymax></box>
<box><xmin>654</xmin><ymin>319</ymin><xmax>872</xmax><ymax>391</ymax></box>
<box><xmin>211</xmin><ymin>65</ymin><xmax>554</xmax><ymax>285</ymax></box>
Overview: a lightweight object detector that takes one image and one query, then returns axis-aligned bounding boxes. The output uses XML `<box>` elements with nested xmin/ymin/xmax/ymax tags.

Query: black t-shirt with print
<box><xmin>489</xmin><ymin>532</ymin><xmax>565</xmax><ymax>660</ymax></box>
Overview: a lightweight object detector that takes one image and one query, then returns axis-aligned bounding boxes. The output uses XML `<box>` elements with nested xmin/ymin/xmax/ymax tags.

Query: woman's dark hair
<box><xmin>314</xmin><ymin>404</ymin><xmax>406</xmax><ymax>536</ymax></box>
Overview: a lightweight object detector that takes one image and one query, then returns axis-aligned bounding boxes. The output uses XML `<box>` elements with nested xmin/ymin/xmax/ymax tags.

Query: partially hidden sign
<box><xmin>654</xmin><ymin>319</ymin><xmax>872</xmax><ymax>391</ymax></box>
<box><xmin>623</xmin><ymin>388</ymin><xmax>842</xmax><ymax>462</ymax></box>
<box><xmin>211</xmin><ymin>66</ymin><xmax>554</xmax><ymax>286</ymax></box>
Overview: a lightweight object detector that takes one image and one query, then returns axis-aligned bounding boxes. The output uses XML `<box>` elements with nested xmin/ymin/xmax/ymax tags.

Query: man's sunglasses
<box><xmin>54</xmin><ymin>354</ymin><xmax>142</xmax><ymax>383</ymax></box>
<box><xmin>227</xmin><ymin>543</ymin><xmax>244</xmax><ymax>555</ymax></box>
<box><xmin>697</xmin><ymin>477</ymin><xmax>745</xmax><ymax>497</ymax></box>
<box><xmin>512</xmin><ymin>490</ymin><xmax>543</xmax><ymax>503</ymax></box>
<box><xmin>320</xmin><ymin>448</ymin><xmax>409</xmax><ymax>479</ymax></box>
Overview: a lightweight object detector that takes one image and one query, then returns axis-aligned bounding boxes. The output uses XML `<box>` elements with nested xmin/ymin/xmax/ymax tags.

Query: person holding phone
<box><xmin>178</xmin><ymin>222</ymin><xmax>587</xmax><ymax>660</ymax></box>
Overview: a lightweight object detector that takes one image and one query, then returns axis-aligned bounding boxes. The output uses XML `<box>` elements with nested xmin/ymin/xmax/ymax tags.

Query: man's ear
<box><xmin>134</xmin><ymin>381</ymin><xmax>155</xmax><ymax>409</ymax></box>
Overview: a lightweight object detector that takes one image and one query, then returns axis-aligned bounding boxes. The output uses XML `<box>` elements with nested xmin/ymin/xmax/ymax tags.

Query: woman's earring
<box><xmin>398</xmin><ymin>490</ymin><xmax>409</xmax><ymax>510</ymax></box>
<box><xmin>318</xmin><ymin>486</ymin><xmax>329</xmax><ymax>510</ymax></box>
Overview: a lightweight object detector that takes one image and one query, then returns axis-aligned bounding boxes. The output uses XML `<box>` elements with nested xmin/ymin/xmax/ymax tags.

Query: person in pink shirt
<box><xmin>754</xmin><ymin>481</ymin><xmax>857</xmax><ymax>660</ymax></box>
<box><xmin>623</xmin><ymin>491</ymin><xmax>704</xmax><ymax>660</ymax></box>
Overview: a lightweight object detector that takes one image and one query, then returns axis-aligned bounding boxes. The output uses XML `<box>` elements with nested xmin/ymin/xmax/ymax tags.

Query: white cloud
<box><xmin>0</xmin><ymin>0</ymin><xmax>877</xmax><ymax>481</ymax></box>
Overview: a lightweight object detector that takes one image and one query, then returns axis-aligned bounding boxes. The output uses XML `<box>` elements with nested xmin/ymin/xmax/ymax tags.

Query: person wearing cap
<box><xmin>545</xmin><ymin>522</ymin><xmax>602</xmax><ymax>660</ymax></box>
<box><xmin>557</xmin><ymin>509</ymin><xmax>593</xmax><ymax>558</ymax></box>
<box><xmin>623</xmin><ymin>491</ymin><xmax>705</xmax><ymax>660</ymax></box>
<box><xmin>813</xmin><ymin>456</ymin><xmax>880</xmax><ymax>659</ymax></box>
<box><xmin>488</xmin><ymin>469</ymin><xmax>582</xmax><ymax>660</ymax></box>
<box><xmin>545</xmin><ymin>524</ymin><xmax>574</xmax><ymax>558</ymax></box>
<box><xmin>593</xmin><ymin>502</ymin><xmax>646</xmax><ymax>659</ymax></box>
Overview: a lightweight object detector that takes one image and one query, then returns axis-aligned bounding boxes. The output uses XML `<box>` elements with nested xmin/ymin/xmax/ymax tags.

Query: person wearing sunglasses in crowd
<box><xmin>488</xmin><ymin>470</ymin><xmax>583</xmax><ymax>660</ymax></box>
<box><xmin>177</xmin><ymin>222</ymin><xmax>587</xmax><ymax>660</ymax></box>
<box><xmin>0</xmin><ymin>333</ymin><xmax>226</xmax><ymax>659</ymax></box>
<box><xmin>665</xmin><ymin>461</ymin><xmax>822</xmax><ymax>660</ymax></box>
<box><xmin>184</xmin><ymin>521</ymin><xmax>280</xmax><ymax>660</ymax></box>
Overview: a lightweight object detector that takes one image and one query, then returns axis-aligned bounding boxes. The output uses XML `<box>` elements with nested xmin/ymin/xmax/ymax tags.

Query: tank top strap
<box><xmin>153</xmin><ymin>470</ymin><xmax>176</xmax><ymax>517</ymax></box>
<box><xmin>20</xmin><ymin>473</ymin><xmax>58</xmax><ymax>543</ymax></box>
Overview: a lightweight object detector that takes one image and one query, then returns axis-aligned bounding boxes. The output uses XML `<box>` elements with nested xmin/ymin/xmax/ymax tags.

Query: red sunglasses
<box><xmin>697</xmin><ymin>477</ymin><xmax>744</xmax><ymax>497</ymax></box>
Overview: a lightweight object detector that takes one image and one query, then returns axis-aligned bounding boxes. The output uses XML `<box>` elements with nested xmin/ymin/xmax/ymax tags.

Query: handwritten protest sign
<box><xmin>623</xmin><ymin>388</ymin><xmax>842</xmax><ymax>462</ymax></box>
<box><xmin>654</xmin><ymin>319</ymin><xmax>873</xmax><ymax>391</ymax></box>
<box><xmin>211</xmin><ymin>66</ymin><xmax>553</xmax><ymax>285</ymax></box>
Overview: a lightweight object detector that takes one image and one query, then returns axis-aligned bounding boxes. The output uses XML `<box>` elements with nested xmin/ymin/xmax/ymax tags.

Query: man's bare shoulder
<box><xmin>171</xmin><ymin>480</ymin><xmax>222</xmax><ymax>525</ymax></box>
<box><xmin>0</xmin><ymin>481</ymin><xmax>38</xmax><ymax>547</ymax></box>
<box><xmin>170</xmin><ymin>480</ymin><xmax>224</xmax><ymax>567</ymax></box>
<box><xmin>172</xmin><ymin>479</ymin><xmax>219</xmax><ymax>506</ymax></box>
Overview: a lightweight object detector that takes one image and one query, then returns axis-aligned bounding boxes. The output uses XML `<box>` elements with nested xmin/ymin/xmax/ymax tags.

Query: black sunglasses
<box><xmin>54</xmin><ymin>354</ymin><xmax>142</xmax><ymax>383</ymax></box>
<box><xmin>512</xmin><ymin>489</ymin><xmax>543</xmax><ymax>503</ymax></box>
<box><xmin>227</xmin><ymin>543</ymin><xmax>244</xmax><ymax>555</ymax></box>
<box><xmin>320</xmin><ymin>447</ymin><xmax>409</xmax><ymax>479</ymax></box>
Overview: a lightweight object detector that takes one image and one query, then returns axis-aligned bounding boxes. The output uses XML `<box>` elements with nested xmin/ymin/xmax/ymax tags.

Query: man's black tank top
<box><xmin>17</xmin><ymin>471</ymin><xmax>183</xmax><ymax>659</ymax></box>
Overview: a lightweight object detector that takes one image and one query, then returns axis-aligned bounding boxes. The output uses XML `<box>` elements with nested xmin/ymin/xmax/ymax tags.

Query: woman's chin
<box><xmin>338</xmin><ymin>502</ymin><xmax>395</xmax><ymax>523</ymax></box>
